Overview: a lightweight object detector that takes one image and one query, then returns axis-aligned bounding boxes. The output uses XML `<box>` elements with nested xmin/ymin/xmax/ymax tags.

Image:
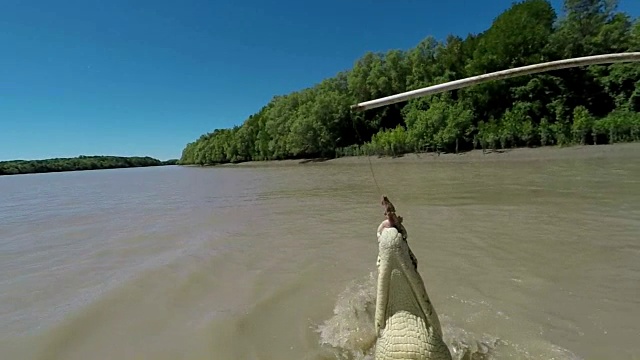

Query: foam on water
<box><xmin>316</xmin><ymin>272</ymin><xmax>583</xmax><ymax>360</ymax></box>
<box><xmin>316</xmin><ymin>272</ymin><xmax>378</xmax><ymax>360</ymax></box>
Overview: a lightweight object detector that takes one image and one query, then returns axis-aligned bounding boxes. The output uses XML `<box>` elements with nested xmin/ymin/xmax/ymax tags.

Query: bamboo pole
<box><xmin>351</xmin><ymin>52</ymin><xmax>640</xmax><ymax>111</ymax></box>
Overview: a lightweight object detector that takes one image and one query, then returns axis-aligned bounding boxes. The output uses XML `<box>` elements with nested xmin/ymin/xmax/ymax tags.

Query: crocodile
<box><xmin>374</xmin><ymin>196</ymin><xmax>452</xmax><ymax>360</ymax></box>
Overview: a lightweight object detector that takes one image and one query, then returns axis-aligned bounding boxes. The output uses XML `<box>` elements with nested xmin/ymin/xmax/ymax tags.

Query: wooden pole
<box><xmin>351</xmin><ymin>52</ymin><xmax>640</xmax><ymax>112</ymax></box>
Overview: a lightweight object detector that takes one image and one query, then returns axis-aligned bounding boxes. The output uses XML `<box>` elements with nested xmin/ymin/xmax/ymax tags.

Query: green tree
<box><xmin>178</xmin><ymin>0</ymin><xmax>640</xmax><ymax>166</ymax></box>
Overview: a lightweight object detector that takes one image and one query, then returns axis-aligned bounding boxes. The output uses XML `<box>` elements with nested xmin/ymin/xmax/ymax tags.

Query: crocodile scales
<box><xmin>374</xmin><ymin>196</ymin><xmax>452</xmax><ymax>360</ymax></box>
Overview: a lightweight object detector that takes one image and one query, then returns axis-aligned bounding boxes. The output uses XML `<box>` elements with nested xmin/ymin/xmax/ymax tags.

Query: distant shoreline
<box><xmin>0</xmin><ymin>156</ymin><xmax>179</xmax><ymax>176</ymax></box>
<box><xmin>191</xmin><ymin>142</ymin><xmax>640</xmax><ymax>168</ymax></box>
<box><xmin>5</xmin><ymin>143</ymin><xmax>636</xmax><ymax>176</ymax></box>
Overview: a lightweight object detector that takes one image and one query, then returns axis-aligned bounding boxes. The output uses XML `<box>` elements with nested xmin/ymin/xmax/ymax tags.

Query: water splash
<box><xmin>316</xmin><ymin>272</ymin><xmax>378</xmax><ymax>360</ymax></box>
<box><xmin>315</xmin><ymin>272</ymin><xmax>504</xmax><ymax>360</ymax></box>
<box><xmin>441</xmin><ymin>318</ymin><xmax>504</xmax><ymax>360</ymax></box>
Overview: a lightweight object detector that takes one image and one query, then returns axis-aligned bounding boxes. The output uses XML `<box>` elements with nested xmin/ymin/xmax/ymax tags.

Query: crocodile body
<box><xmin>374</xmin><ymin>220</ymin><xmax>452</xmax><ymax>360</ymax></box>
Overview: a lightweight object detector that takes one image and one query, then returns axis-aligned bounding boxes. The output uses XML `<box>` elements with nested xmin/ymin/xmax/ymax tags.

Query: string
<box><xmin>368</xmin><ymin>154</ymin><xmax>382</xmax><ymax>196</ymax></box>
<box><xmin>351</xmin><ymin>109</ymin><xmax>383</xmax><ymax>197</ymax></box>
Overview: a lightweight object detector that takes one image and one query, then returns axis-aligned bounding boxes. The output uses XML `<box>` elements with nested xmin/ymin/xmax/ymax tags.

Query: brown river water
<box><xmin>1</xmin><ymin>144</ymin><xmax>639</xmax><ymax>360</ymax></box>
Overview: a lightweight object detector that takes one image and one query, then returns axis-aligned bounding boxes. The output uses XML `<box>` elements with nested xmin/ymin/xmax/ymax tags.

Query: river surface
<box><xmin>1</xmin><ymin>145</ymin><xmax>639</xmax><ymax>360</ymax></box>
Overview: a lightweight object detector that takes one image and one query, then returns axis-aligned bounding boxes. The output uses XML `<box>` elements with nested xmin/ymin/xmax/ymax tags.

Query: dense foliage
<box><xmin>0</xmin><ymin>156</ymin><xmax>177</xmax><ymax>176</ymax></box>
<box><xmin>180</xmin><ymin>0</ymin><xmax>640</xmax><ymax>165</ymax></box>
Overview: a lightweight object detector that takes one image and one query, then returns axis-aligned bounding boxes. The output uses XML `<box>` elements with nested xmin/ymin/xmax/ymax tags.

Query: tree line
<box><xmin>180</xmin><ymin>0</ymin><xmax>640</xmax><ymax>165</ymax></box>
<box><xmin>0</xmin><ymin>156</ymin><xmax>178</xmax><ymax>176</ymax></box>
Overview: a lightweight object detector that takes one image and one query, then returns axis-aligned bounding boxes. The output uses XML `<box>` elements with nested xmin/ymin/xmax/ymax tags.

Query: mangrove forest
<box><xmin>179</xmin><ymin>0</ymin><xmax>640</xmax><ymax>165</ymax></box>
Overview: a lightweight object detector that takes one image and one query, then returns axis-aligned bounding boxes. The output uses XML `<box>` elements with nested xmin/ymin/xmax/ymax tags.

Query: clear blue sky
<box><xmin>1</xmin><ymin>0</ymin><xmax>638</xmax><ymax>161</ymax></box>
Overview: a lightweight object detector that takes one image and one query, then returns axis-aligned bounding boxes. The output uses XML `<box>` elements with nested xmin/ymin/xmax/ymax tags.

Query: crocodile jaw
<box><xmin>374</xmin><ymin>226</ymin><xmax>452</xmax><ymax>360</ymax></box>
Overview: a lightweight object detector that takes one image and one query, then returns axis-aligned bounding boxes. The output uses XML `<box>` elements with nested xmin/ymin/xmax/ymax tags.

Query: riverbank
<box><xmin>202</xmin><ymin>142</ymin><xmax>640</xmax><ymax>168</ymax></box>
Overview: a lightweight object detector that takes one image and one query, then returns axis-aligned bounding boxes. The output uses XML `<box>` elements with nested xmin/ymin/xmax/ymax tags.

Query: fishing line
<box><xmin>368</xmin><ymin>155</ymin><xmax>382</xmax><ymax>196</ymax></box>
<box><xmin>350</xmin><ymin>108</ymin><xmax>383</xmax><ymax>197</ymax></box>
